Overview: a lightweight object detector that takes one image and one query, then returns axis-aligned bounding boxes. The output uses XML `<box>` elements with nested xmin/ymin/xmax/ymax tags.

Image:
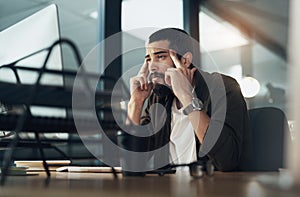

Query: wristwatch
<box><xmin>183</xmin><ymin>97</ymin><xmax>204</xmax><ymax>115</ymax></box>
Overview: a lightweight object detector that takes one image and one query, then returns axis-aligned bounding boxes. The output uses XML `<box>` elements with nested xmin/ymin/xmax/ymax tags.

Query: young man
<box><xmin>127</xmin><ymin>28</ymin><xmax>253</xmax><ymax>171</ymax></box>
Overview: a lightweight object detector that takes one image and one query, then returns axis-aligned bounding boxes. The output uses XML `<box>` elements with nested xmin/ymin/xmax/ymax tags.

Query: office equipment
<box><xmin>0</xmin><ymin>4</ymin><xmax>65</xmax><ymax>118</ymax></box>
<box><xmin>0</xmin><ymin>38</ymin><xmax>124</xmax><ymax>184</ymax></box>
<box><xmin>168</xmin><ymin>160</ymin><xmax>214</xmax><ymax>178</ymax></box>
<box><xmin>0</xmin><ymin>4</ymin><xmax>62</xmax><ymax>83</ymax></box>
<box><xmin>0</xmin><ymin>4</ymin><xmax>125</xmax><ymax>183</ymax></box>
<box><xmin>0</xmin><ymin>5</ymin><xmax>71</xmax><ymax>184</ymax></box>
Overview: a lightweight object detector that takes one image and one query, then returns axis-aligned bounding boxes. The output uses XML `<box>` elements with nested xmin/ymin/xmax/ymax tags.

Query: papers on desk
<box><xmin>0</xmin><ymin>166</ymin><xmax>38</xmax><ymax>176</ymax></box>
<box><xmin>14</xmin><ymin>160</ymin><xmax>71</xmax><ymax>171</ymax></box>
<box><xmin>14</xmin><ymin>160</ymin><xmax>122</xmax><ymax>173</ymax></box>
<box><xmin>56</xmin><ymin>166</ymin><xmax>122</xmax><ymax>173</ymax></box>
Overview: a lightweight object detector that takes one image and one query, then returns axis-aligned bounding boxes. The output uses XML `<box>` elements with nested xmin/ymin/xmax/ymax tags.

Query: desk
<box><xmin>0</xmin><ymin>171</ymin><xmax>299</xmax><ymax>197</ymax></box>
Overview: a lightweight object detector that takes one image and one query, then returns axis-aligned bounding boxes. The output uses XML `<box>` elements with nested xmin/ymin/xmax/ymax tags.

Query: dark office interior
<box><xmin>0</xmin><ymin>0</ymin><xmax>300</xmax><ymax>196</ymax></box>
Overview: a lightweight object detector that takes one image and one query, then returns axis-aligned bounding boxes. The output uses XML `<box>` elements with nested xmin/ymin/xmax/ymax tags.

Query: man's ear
<box><xmin>181</xmin><ymin>52</ymin><xmax>193</xmax><ymax>68</ymax></box>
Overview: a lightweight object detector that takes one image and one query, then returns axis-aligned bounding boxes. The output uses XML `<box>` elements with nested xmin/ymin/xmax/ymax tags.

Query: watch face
<box><xmin>192</xmin><ymin>98</ymin><xmax>203</xmax><ymax>110</ymax></box>
<box><xmin>183</xmin><ymin>98</ymin><xmax>203</xmax><ymax>115</ymax></box>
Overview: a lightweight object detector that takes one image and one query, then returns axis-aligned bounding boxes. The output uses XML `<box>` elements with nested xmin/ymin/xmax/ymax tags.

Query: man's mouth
<box><xmin>149</xmin><ymin>72</ymin><xmax>173</xmax><ymax>97</ymax></box>
<box><xmin>149</xmin><ymin>72</ymin><xmax>165</xmax><ymax>83</ymax></box>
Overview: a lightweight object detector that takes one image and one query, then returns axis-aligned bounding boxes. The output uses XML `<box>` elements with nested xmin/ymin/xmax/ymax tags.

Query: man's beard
<box><xmin>149</xmin><ymin>72</ymin><xmax>173</xmax><ymax>97</ymax></box>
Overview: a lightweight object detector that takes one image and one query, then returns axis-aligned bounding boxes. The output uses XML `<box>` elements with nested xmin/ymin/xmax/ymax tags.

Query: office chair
<box><xmin>248</xmin><ymin>107</ymin><xmax>290</xmax><ymax>171</ymax></box>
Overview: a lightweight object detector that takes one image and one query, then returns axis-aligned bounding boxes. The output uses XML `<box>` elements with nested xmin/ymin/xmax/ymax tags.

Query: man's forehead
<box><xmin>145</xmin><ymin>48</ymin><xmax>169</xmax><ymax>55</ymax></box>
<box><xmin>145</xmin><ymin>40</ymin><xmax>170</xmax><ymax>54</ymax></box>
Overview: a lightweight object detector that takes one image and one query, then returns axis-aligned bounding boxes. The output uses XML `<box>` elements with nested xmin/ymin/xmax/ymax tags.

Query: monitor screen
<box><xmin>0</xmin><ymin>4</ymin><xmax>65</xmax><ymax>118</ymax></box>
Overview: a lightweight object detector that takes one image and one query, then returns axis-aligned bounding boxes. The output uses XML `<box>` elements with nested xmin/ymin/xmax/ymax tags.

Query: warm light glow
<box><xmin>199</xmin><ymin>12</ymin><xmax>249</xmax><ymax>52</ymax></box>
<box><xmin>239</xmin><ymin>76</ymin><xmax>260</xmax><ymax>98</ymax></box>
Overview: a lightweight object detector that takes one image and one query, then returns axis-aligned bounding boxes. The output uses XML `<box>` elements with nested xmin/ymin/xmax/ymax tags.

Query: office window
<box><xmin>122</xmin><ymin>0</ymin><xmax>183</xmax><ymax>31</ymax></box>
<box><xmin>199</xmin><ymin>12</ymin><xmax>248</xmax><ymax>53</ymax></box>
<box><xmin>199</xmin><ymin>10</ymin><xmax>288</xmax><ymax>115</ymax></box>
<box><xmin>121</xmin><ymin>0</ymin><xmax>183</xmax><ymax>88</ymax></box>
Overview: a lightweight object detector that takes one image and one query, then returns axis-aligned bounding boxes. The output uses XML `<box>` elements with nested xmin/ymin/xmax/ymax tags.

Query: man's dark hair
<box><xmin>148</xmin><ymin>28</ymin><xmax>194</xmax><ymax>59</ymax></box>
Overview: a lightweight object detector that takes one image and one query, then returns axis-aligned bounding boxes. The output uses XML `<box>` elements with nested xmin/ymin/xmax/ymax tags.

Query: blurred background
<box><xmin>0</xmin><ymin>0</ymin><xmax>289</xmax><ymax>115</ymax></box>
<box><xmin>0</xmin><ymin>0</ymin><xmax>293</xmax><ymax>137</ymax></box>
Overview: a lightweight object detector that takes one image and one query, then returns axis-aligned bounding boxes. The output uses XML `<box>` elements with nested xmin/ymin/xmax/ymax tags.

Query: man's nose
<box><xmin>148</xmin><ymin>60</ymin><xmax>158</xmax><ymax>72</ymax></box>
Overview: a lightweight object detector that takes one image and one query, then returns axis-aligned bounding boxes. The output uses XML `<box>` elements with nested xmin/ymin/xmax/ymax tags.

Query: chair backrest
<box><xmin>248</xmin><ymin>107</ymin><xmax>290</xmax><ymax>171</ymax></box>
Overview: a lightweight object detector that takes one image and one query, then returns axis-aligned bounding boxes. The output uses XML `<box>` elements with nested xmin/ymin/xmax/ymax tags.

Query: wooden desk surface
<box><xmin>0</xmin><ymin>170</ymin><xmax>299</xmax><ymax>197</ymax></box>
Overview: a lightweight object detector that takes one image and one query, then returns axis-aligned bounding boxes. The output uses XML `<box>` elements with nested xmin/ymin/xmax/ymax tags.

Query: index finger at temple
<box><xmin>169</xmin><ymin>50</ymin><xmax>183</xmax><ymax>68</ymax></box>
<box><xmin>138</xmin><ymin>60</ymin><xmax>149</xmax><ymax>77</ymax></box>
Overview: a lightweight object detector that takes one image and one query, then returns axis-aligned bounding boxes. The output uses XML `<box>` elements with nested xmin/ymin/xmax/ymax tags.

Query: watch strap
<box><xmin>183</xmin><ymin>98</ymin><xmax>203</xmax><ymax>115</ymax></box>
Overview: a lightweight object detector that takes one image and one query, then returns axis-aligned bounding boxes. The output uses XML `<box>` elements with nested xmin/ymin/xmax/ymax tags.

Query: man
<box><xmin>127</xmin><ymin>28</ymin><xmax>253</xmax><ymax>171</ymax></box>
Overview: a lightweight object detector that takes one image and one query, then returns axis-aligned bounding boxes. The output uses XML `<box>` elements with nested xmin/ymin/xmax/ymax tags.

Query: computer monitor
<box><xmin>0</xmin><ymin>4</ymin><xmax>65</xmax><ymax>118</ymax></box>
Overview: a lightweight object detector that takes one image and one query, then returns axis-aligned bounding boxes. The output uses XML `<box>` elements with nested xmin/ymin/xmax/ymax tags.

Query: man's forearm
<box><xmin>126</xmin><ymin>99</ymin><xmax>145</xmax><ymax>125</ymax></box>
<box><xmin>188</xmin><ymin>110</ymin><xmax>210</xmax><ymax>144</ymax></box>
<box><xmin>181</xmin><ymin>96</ymin><xmax>210</xmax><ymax>144</ymax></box>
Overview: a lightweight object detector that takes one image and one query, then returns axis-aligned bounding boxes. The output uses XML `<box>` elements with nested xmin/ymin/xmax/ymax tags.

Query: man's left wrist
<box><xmin>179</xmin><ymin>94</ymin><xmax>194</xmax><ymax>107</ymax></box>
<box><xmin>183</xmin><ymin>97</ymin><xmax>204</xmax><ymax>115</ymax></box>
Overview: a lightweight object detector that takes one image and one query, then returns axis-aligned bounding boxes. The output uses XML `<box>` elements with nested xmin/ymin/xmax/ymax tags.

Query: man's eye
<box><xmin>158</xmin><ymin>55</ymin><xmax>166</xmax><ymax>59</ymax></box>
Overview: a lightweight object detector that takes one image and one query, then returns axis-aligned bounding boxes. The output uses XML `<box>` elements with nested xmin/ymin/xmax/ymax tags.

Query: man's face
<box><xmin>145</xmin><ymin>40</ymin><xmax>175</xmax><ymax>85</ymax></box>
